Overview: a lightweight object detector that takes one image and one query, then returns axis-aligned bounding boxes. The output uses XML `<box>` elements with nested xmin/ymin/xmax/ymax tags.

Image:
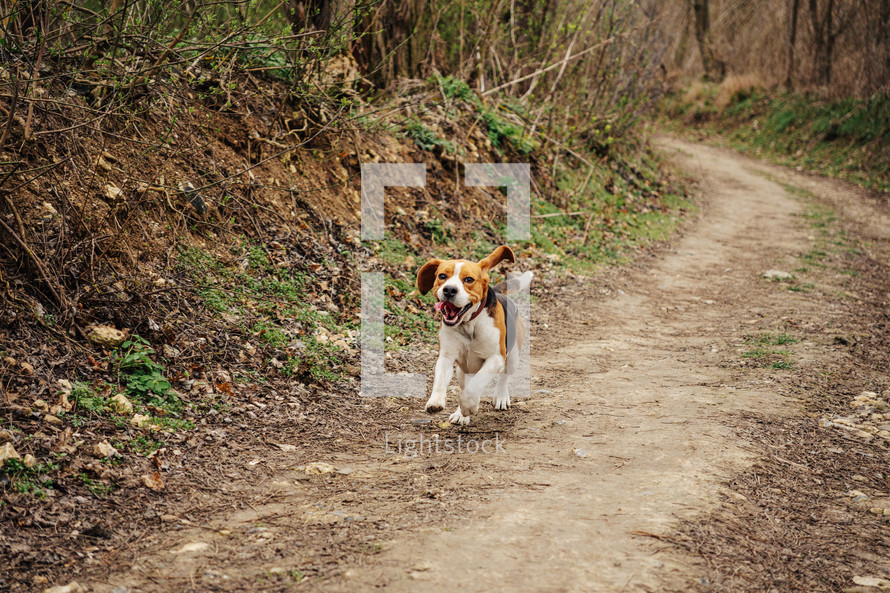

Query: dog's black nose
<box><xmin>442</xmin><ymin>286</ymin><xmax>457</xmax><ymax>299</ymax></box>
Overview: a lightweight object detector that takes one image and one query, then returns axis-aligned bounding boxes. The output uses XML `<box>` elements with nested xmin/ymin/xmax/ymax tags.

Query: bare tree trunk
<box><xmin>786</xmin><ymin>0</ymin><xmax>800</xmax><ymax>88</ymax></box>
<box><xmin>809</xmin><ymin>0</ymin><xmax>835</xmax><ymax>86</ymax></box>
<box><xmin>354</xmin><ymin>0</ymin><xmax>427</xmax><ymax>88</ymax></box>
<box><xmin>691</xmin><ymin>0</ymin><xmax>724</xmax><ymax>81</ymax></box>
<box><xmin>881</xmin><ymin>0</ymin><xmax>890</xmax><ymax>92</ymax></box>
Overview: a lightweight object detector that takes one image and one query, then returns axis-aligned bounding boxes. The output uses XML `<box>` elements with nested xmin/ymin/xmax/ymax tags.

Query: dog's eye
<box><xmin>463</xmin><ymin>277</ymin><xmax>474</xmax><ymax>284</ymax></box>
<box><xmin>438</xmin><ymin>273</ymin><xmax>447</xmax><ymax>280</ymax></box>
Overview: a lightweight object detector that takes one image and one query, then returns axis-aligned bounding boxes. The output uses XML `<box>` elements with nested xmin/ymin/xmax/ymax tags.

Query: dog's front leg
<box><xmin>449</xmin><ymin>355</ymin><xmax>505</xmax><ymax>425</ymax></box>
<box><xmin>425</xmin><ymin>354</ymin><xmax>455</xmax><ymax>413</ymax></box>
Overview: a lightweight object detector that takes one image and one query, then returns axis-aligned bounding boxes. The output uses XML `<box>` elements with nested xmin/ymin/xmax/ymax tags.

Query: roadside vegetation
<box><xmin>662</xmin><ymin>78</ymin><xmax>890</xmax><ymax>192</ymax></box>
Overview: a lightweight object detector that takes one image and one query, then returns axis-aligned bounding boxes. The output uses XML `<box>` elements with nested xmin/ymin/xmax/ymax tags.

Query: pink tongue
<box><xmin>434</xmin><ymin>301</ymin><xmax>445</xmax><ymax>312</ymax></box>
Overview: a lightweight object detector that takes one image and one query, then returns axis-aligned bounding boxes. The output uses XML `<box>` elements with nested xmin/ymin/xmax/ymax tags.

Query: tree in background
<box><xmin>691</xmin><ymin>0</ymin><xmax>724</xmax><ymax>81</ymax></box>
<box><xmin>807</xmin><ymin>0</ymin><xmax>856</xmax><ymax>87</ymax></box>
<box><xmin>786</xmin><ymin>0</ymin><xmax>800</xmax><ymax>88</ymax></box>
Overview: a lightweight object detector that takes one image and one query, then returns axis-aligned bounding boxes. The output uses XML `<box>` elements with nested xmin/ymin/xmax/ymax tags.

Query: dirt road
<box><xmin>334</xmin><ymin>137</ymin><xmax>809</xmax><ymax>592</ymax></box>
<box><xmin>87</xmin><ymin>137</ymin><xmax>889</xmax><ymax>593</ymax></box>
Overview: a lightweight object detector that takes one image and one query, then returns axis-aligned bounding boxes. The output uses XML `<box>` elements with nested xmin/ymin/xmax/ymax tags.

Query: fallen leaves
<box><xmin>141</xmin><ymin>471</ymin><xmax>165</xmax><ymax>492</ymax></box>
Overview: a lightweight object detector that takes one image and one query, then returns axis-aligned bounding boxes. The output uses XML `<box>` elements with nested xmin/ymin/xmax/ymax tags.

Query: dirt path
<box><xmin>330</xmin><ymin>137</ymin><xmax>811</xmax><ymax>592</ymax></box>
<box><xmin>84</xmin><ymin>137</ymin><xmax>886</xmax><ymax>593</ymax></box>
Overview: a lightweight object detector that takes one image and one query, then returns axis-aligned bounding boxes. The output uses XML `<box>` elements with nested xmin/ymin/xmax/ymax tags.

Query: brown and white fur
<box><xmin>416</xmin><ymin>245</ymin><xmax>532</xmax><ymax>425</ymax></box>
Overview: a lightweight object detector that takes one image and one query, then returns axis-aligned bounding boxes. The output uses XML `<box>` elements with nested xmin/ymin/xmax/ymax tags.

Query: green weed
<box><xmin>78</xmin><ymin>473</ymin><xmax>116</xmax><ymax>496</ymax></box>
<box><xmin>70</xmin><ymin>382</ymin><xmax>107</xmax><ymax>414</ymax></box>
<box><xmin>2</xmin><ymin>458</ymin><xmax>57</xmax><ymax>498</ymax></box>
<box><xmin>746</xmin><ymin>332</ymin><xmax>798</xmax><ymax>346</ymax></box>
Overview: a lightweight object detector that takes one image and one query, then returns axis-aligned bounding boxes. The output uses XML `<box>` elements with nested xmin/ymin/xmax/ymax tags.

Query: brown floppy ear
<box><xmin>416</xmin><ymin>259</ymin><xmax>442</xmax><ymax>295</ymax></box>
<box><xmin>479</xmin><ymin>245</ymin><xmax>515</xmax><ymax>272</ymax></box>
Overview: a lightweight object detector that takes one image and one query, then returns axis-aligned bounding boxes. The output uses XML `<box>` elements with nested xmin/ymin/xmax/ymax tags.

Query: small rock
<box><xmin>847</xmin><ymin>490</ymin><xmax>869</xmax><ymax>501</ymax></box>
<box><xmin>87</xmin><ymin>325</ymin><xmax>127</xmax><ymax>348</ymax></box>
<box><xmin>95</xmin><ymin>155</ymin><xmax>113</xmax><ymax>174</ymax></box>
<box><xmin>763</xmin><ymin>270</ymin><xmax>792</xmax><ymax>280</ymax></box>
<box><xmin>852</xmin><ymin>576</ymin><xmax>890</xmax><ymax>588</ymax></box>
<box><xmin>23</xmin><ymin>454</ymin><xmax>37</xmax><ymax>468</ymax></box>
<box><xmin>573</xmin><ymin>448</ymin><xmax>589</xmax><ymax>458</ymax></box>
<box><xmin>58</xmin><ymin>392</ymin><xmax>73</xmax><ymax>412</ymax></box>
<box><xmin>92</xmin><ymin>441</ymin><xmax>119</xmax><ymax>459</ymax></box>
<box><xmin>0</xmin><ymin>429</ymin><xmax>13</xmax><ymax>443</ymax></box>
<box><xmin>130</xmin><ymin>414</ymin><xmax>152</xmax><ymax>428</ymax></box>
<box><xmin>42</xmin><ymin>582</ymin><xmax>83</xmax><ymax>593</ymax></box>
<box><xmin>552</xmin><ymin>420</ymin><xmax>566</xmax><ymax>425</ymax></box>
<box><xmin>302</xmin><ymin>462</ymin><xmax>336</xmax><ymax>474</ymax></box>
<box><xmin>104</xmin><ymin>184</ymin><xmax>123</xmax><ymax>202</ymax></box>
<box><xmin>110</xmin><ymin>394</ymin><xmax>133</xmax><ymax>414</ymax></box>
<box><xmin>44</xmin><ymin>414</ymin><xmax>62</xmax><ymax>425</ymax></box>
<box><xmin>170</xmin><ymin>542</ymin><xmax>209</xmax><ymax>554</ymax></box>
<box><xmin>411</xmin><ymin>418</ymin><xmax>431</xmax><ymax>425</ymax></box>
<box><xmin>0</xmin><ymin>442</ymin><xmax>21</xmax><ymax>464</ymax></box>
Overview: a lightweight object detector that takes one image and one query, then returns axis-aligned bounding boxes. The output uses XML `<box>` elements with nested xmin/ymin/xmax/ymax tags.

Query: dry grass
<box><xmin>715</xmin><ymin>73</ymin><xmax>765</xmax><ymax>110</ymax></box>
<box><xmin>682</xmin><ymin>80</ymin><xmax>709</xmax><ymax>105</ymax></box>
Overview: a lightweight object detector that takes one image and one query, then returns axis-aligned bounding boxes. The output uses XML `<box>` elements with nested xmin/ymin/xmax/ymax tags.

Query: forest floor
<box><xmin>8</xmin><ymin>137</ymin><xmax>890</xmax><ymax>593</ymax></box>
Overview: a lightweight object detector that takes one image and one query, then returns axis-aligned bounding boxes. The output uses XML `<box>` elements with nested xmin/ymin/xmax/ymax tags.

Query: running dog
<box><xmin>416</xmin><ymin>245</ymin><xmax>532</xmax><ymax>425</ymax></box>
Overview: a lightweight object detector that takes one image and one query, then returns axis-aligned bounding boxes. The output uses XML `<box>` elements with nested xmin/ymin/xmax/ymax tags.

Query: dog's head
<box><xmin>416</xmin><ymin>245</ymin><xmax>515</xmax><ymax>326</ymax></box>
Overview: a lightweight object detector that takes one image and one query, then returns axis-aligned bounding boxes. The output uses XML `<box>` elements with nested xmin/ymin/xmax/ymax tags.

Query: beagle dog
<box><xmin>416</xmin><ymin>245</ymin><xmax>532</xmax><ymax>425</ymax></box>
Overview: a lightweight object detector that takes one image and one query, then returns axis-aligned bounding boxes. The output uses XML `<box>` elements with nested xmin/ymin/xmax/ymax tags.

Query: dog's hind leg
<box><xmin>450</xmin><ymin>372</ymin><xmax>480</xmax><ymax>424</ymax></box>
<box><xmin>493</xmin><ymin>373</ymin><xmax>510</xmax><ymax>410</ymax></box>
<box><xmin>448</xmin><ymin>405</ymin><xmax>471</xmax><ymax>426</ymax></box>
<box><xmin>455</xmin><ymin>356</ymin><xmax>504</xmax><ymax>424</ymax></box>
<box><xmin>454</xmin><ymin>367</ymin><xmax>465</xmax><ymax>398</ymax></box>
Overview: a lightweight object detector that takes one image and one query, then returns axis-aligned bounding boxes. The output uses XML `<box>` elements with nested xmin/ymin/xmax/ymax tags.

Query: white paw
<box><xmin>448</xmin><ymin>408</ymin><xmax>471</xmax><ymax>426</ymax></box>
<box><xmin>425</xmin><ymin>396</ymin><xmax>446</xmax><ymax>414</ymax></box>
<box><xmin>494</xmin><ymin>395</ymin><xmax>511</xmax><ymax>410</ymax></box>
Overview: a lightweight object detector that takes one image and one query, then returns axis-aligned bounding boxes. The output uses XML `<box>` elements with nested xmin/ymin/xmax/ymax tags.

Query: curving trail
<box><xmin>91</xmin><ymin>137</ymin><xmax>889</xmax><ymax>593</ymax></box>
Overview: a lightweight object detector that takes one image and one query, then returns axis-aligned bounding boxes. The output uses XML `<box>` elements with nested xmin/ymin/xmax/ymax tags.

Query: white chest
<box><xmin>438</xmin><ymin>313</ymin><xmax>502</xmax><ymax>373</ymax></box>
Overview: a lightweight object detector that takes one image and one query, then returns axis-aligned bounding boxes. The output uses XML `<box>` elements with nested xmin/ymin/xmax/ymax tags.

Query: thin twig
<box><xmin>481</xmin><ymin>34</ymin><xmax>623</xmax><ymax>96</ymax></box>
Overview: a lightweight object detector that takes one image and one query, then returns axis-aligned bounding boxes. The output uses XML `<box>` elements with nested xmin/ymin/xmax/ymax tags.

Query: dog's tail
<box><xmin>495</xmin><ymin>270</ymin><xmax>533</xmax><ymax>294</ymax></box>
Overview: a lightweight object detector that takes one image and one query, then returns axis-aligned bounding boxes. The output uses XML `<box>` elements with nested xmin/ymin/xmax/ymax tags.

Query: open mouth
<box><xmin>434</xmin><ymin>301</ymin><xmax>472</xmax><ymax>326</ymax></box>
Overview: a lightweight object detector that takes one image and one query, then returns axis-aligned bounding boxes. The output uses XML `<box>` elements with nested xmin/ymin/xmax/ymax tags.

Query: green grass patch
<box><xmin>741</xmin><ymin>334</ymin><xmax>795</xmax><ymax>369</ymax></box>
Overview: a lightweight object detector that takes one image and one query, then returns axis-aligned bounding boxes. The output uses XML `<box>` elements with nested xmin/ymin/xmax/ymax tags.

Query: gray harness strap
<box><xmin>495</xmin><ymin>290</ymin><xmax>517</xmax><ymax>355</ymax></box>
